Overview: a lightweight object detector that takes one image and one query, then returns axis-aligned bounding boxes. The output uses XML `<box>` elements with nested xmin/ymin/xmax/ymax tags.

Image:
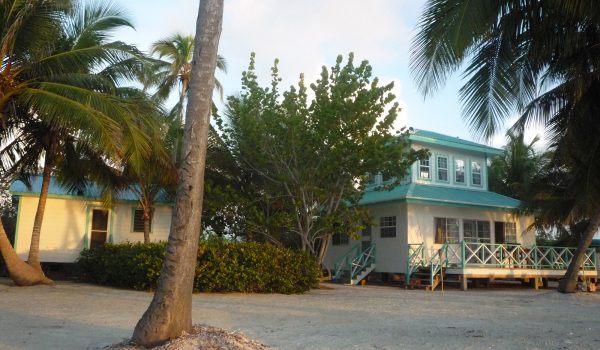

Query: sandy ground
<box><xmin>0</xmin><ymin>279</ymin><xmax>599</xmax><ymax>350</ymax></box>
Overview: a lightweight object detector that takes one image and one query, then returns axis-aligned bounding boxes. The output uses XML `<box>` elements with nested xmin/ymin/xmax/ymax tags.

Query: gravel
<box><xmin>0</xmin><ymin>278</ymin><xmax>599</xmax><ymax>349</ymax></box>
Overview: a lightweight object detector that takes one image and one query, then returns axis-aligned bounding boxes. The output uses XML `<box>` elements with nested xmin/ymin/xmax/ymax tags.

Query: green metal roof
<box><xmin>591</xmin><ymin>239</ymin><xmax>600</xmax><ymax>248</ymax></box>
<box><xmin>360</xmin><ymin>183</ymin><xmax>520</xmax><ymax>210</ymax></box>
<box><xmin>10</xmin><ymin>176</ymin><xmax>172</xmax><ymax>204</ymax></box>
<box><xmin>409</xmin><ymin>129</ymin><xmax>504</xmax><ymax>156</ymax></box>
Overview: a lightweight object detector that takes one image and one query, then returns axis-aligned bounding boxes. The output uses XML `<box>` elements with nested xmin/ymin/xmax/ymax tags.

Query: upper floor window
<box><xmin>419</xmin><ymin>159</ymin><xmax>430</xmax><ymax>180</ymax></box>
<box><xmin>471</xmin><ymin>161</ymin><xmax>482</xmax><ymax>186</ymax></box>
<box><xmin>332</xmin><ymin>232</ymin><xmax>349</xmax><ymax>245</ymax></box>
<box><xmin>434</xmin><ymin>217</ymin><xmax>459</xmax><ymax>243</ymax></box>
<box><xmin>437</xmin><ymin>156</ymin><xmax>448</xmax><ymax>182</ymax></box>
<box><xmin>380</xmin><ymin>216</ymin><xmax>396</xmax><ymax>238</ymax></box>
<box><xmin>455</xmin><ymin>159</ymin><xmax>465</xmax><ymax>184</ymax></box>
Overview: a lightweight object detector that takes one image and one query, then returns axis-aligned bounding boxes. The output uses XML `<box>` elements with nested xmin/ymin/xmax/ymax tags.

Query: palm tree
<box><xmin>0</xmin><ymin>0</ymin><xmax>154</xmax><ymax>284</ymax></box>
<box><xmin>489</xmin><ymin>131</ymin><xmax>547</xmax><ymax>200</ymax></box>
<box><xmin>117</xmin><ymin>113</ymin><xmax>178</xmax><ymax>244</ymax></box>
<box><xmin>150</xmin><ymin>33</ymin><xmax>227</xmax><ymax>124</ymax></box>
<box><xmin>131</xmin><ymin>0</ymin><xmax>224</xmax><ymax>345</ymax></box>
<box><xmin>411</xmin><ymin>0</ymin><xmax>600</xmax><ymax>293</ymax></box>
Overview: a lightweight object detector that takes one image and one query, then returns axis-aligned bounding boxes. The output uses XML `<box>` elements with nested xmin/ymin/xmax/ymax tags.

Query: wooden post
<box><xmin>542</xmin><ymin>278</ymin><xmax>549</xmax><ymax>289</ymax></box>
<box><xmin>460</xmin><ymin>275</ymin><xmax>468</xmax><ymax>291</ymax></box>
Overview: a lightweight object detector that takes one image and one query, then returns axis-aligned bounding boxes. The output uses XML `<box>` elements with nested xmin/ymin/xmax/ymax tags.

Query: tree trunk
<box><xmin>0</xmin><ymin>218</ymin><xmax>53</xmax><ymax>286</ymax></box>
<box><xmin>131</xmin><ymin>0</ymin><xmax>223</xmax><ymax>346</ymax></box>
<box><xmin>28</xmin><ymin>147</ymin><xmax>56</xmax><ymax>273</ymax></box>
<box><xmin>558</xmin><ymin>210</ymin><xmax>600</xmax><ymax>293</ymax></box>
<box><xmin>143</xmin><ymin>208</ymin><xmax>151</xmax><ymax>244</ymax></box>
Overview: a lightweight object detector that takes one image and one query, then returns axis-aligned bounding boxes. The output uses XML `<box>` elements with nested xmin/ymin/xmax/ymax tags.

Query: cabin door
<box><xmin>90</xmin><ymin>209</ymin><xmax>109</xmax><ymax>249</ymax></box>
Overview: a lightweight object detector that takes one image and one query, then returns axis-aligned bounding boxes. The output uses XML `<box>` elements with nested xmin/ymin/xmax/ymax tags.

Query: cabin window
<box><xmin>437</xmin><ymin>156</ymin><xmax>448</xmax><ymax>182</ymax></box>
<box><xmin>361</xmin><ymin>225</ymin><xmax>372</xmax><ymax>237</ymax></box>
<box><xmin>419</xmin><ymin>159</ymin><xmax>430</xmax><ymax>180</ymax></box>
<box><xmin>463</xmin><ymin>220</ymin><xmax>491</xmax><ymax>243</ymax></box>
<box><xmin>434</xmin><ymin>217</ymin><xmax>459</xmax><ymax>243</ymax></box>
<box><xmin>455</xmin><ymin>159</ymin><xmax>465</xmax><ymax>184</ymax></box>
<box><xmin>332</xmin><ymin>232</ymin><xmax>349</xmax><ymax>245</ymax></box>
<box><xmin>471</xmin><ymin>160</ymin><xmax>482</xmax><ymax>186</ymax></box>
<box><xmin>133</xmin><ymin>208</ymin><xmax>152</xmax><ymax>233</ymax></box>
<box><xmin>380</xmin><ymin>216</ymin><xmax>396</xmax><ymax>238</ymax></box>
<box><xmin>495</xmin><ymin>222</ymin><xmax>517</xmax><ymax>244</ymax></box>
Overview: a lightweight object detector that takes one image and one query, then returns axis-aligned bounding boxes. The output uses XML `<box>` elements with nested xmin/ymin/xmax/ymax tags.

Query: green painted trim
<box><xmin>11</xmin><ymin>192</ymin><xmax>172</xmax><ymax>206</ymax></box>
<box><xmin>409</xmin><ymin>133</ymin><xmax>503</xmax><ymax>156</ymax></box>
<box><xmin>13</xmin><ymin>197</ymin><xmax>22</xmax><ymax>249</ymax></box>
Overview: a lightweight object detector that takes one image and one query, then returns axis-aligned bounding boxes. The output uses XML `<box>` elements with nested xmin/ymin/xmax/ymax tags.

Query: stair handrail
<box><xmin>333</xmin><ymin>243</ymin><xmax>361</xmax><ymax>281</ymax></box>
<box><xmin>429</xmin><ymin>241</ymin><xmax>448</xmax><ymax>289</ymax></box>
<box><xmin>350</xmin><ymin>243</ymin><xmax>376</xmax><ymax>282</ymax></box>
<box><xmin>406</xmin><ymin>243</ymin><xmax>425</xmax><ymax>282</ymax></box>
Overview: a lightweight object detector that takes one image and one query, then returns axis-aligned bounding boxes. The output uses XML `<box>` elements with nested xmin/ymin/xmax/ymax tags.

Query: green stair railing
<box><xmin>333</xmin><ymin>243</ymin><xmax>361</xmax><ymax>282</ymax></box>
<box><xmin>350</xmin><ymin>243</ymin><xmax>376</xmax><ymax>282</ymax></box>
<box><xmin>406</xmin><ymin>243</ymin><xmax>425</xmax><ymax>282</ymax></box>
<box><xmin>428</xmin><ymin>242</ymin><xmax>449</xmax><ymax>288</ymax></box>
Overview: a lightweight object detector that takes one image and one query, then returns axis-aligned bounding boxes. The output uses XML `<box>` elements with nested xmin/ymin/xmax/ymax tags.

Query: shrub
<box><xmin>76</xmin><ymin>239</ymin><xmax>319</xmax><ymax>294</ymax></box>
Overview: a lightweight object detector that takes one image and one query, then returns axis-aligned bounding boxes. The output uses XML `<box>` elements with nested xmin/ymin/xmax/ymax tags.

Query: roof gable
<box><xmin>360</xmin><ymin>183</ymin><xmax>520</xmax><ymax>210</ymax></box>
<box><xmin>409</xmin><ymin>129</ymin><xmax>503</xmax><ymax>156</ymax></box>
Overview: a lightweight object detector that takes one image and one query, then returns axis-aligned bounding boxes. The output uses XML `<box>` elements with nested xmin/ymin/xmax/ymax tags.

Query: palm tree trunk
<box><xmin>0</xmin><ymin>218</ymin><xmax>52</xmax><ymax>286</ymax></box>
<box><xmin>28</xmin><ymin>146</ymin><xmax>56</xmax><ymax>273</ymax></box>
<box><xmin>143</xmin><ymin>208</ymin><xmax>151</xmax><ymax>244</ymax></box>
<box><xmin>558</xmin><ymin>210</ymin><xmax>600</xmax><ymax>293</ymax></box>
<box><xmin>131</xmin><ymin>0</ymin><xmax>223</xmax><ymax>346</ymax></box>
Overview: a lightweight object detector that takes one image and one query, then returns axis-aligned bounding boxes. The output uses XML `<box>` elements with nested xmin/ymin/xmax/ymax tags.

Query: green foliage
<box><xmin>217</xmin><ymin>53</ymin><xmax>427</xmax><ymax>259</ymax></box>
<box><xmin>76</xmin><ymin>240</ymin><xmax>319</xmax><ymax>294</ymax></box>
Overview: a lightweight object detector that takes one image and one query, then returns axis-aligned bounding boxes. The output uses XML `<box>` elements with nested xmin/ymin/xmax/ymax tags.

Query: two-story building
<box><xmin>324</xmin><ymin>130</ymin><xmax>598</xmax><ymax>290</ymax></box>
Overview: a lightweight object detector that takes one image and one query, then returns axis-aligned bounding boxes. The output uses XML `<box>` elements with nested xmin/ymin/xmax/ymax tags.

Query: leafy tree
<box><xmin>411</xmin><ymin>0</ymin><xmax>600</xmax><ymax>293</ymax></box>
<box><xmin>131</xmin><ymin>0</ymin><xmax>224</xmax><ymax>345</ymax></box>
<box><xmin>219</xmin><ymin>53</ymin><xmax>427</xmax><ymax>264</ymax></box>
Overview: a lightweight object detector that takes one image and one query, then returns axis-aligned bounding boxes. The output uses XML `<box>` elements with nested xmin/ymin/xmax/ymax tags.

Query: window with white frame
<box><xmin>434</xmin><ymin>217</ymin><xmax>459</xmax><ymax>243</ymax></box>
<box><xmin>437</xmin><ymin>156</ymin><xmax>448</xmax><ymax>182</ymax></box>
<box><xmin>471</xmin><ymin>160</ymin><xmax>482</xmax><ymax>186</ymax></box>
<box><xmin>380</xmin><ymin>216</ymin><xmax>396</xmax><ymax>238</ymax></box>
<box><xmin>463</xmin><ymin>219</ymin><xmax>490</xmax><ymax>243</ymax></box>
<box><xmin>455</xmin><ymin>159</ymin><xmax>465</xmax><ymax>184</ymax></box>
<box><xmin>504</xmin><ymin>222</ymin><xmax>517</xmax><ymax>243</ymax></box>
<box><xmin>419</xmin><ymin>159</ymin><xmax>430</xmax><ymax>180</ymax></box>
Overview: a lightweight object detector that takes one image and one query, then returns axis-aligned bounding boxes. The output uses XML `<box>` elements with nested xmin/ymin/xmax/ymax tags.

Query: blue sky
<box><xmin>114</xmin><ymin>0</ymin><xmax>543</xmax><ymax>148</ymax></box>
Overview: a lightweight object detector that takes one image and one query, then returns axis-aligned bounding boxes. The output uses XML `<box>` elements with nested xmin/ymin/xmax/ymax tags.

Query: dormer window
<box><xmin>455</xmin><ymin>159</ymin><xmax>465</xmax><ymax>184</ymax></box>
<box><xmin>437</xmin><ymin>156</ymin><xmax>448</xmax><ymax>182</ymax></box>
<box><xmin>419</xmin><ymin>159</ymin><xmax>430</xmax><ymax>180</ymax></box>
<box><xmin>471</xmin><ymin>161</ymin><xmax>482</xmax><ymax>186</ymax></box>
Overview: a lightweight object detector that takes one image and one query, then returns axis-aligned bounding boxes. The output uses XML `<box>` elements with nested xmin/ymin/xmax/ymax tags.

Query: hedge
<box><xmin>76</xmin><ymin>239</ymin><xmax>319</xmax><ymax>294</ymax></box>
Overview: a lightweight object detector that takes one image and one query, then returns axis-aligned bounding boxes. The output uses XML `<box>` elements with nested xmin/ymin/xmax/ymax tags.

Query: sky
<box><xmin>114</xmin><ymin>0</ymin><xmax>544</xmax><ymax>148</ymax></box>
